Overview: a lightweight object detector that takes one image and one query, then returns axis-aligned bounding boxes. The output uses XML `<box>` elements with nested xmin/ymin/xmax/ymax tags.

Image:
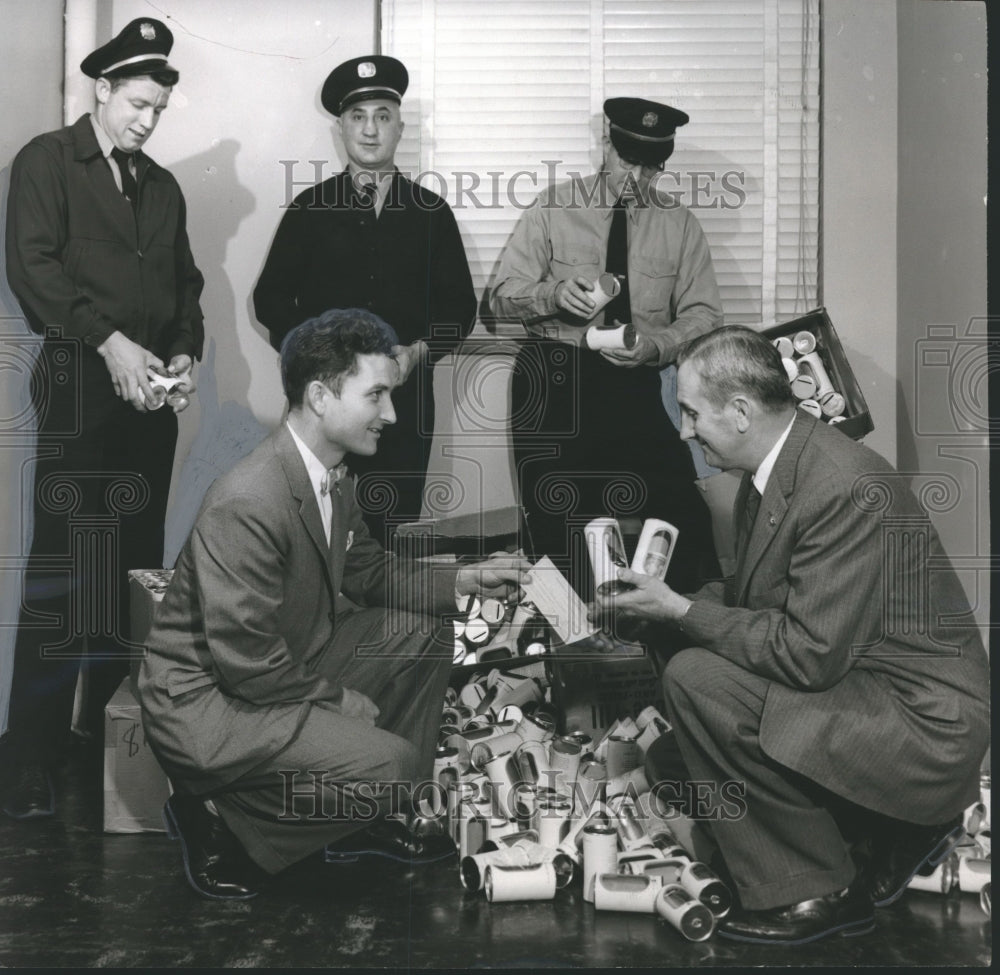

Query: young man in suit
<box><xmin>2</xmin><ymin>18</ymin><xmax>204</xmax><ymax>820</ymax></box>
<box><xmin>599</xmin><ymin>326</ymin><xmax>989</xmax><ymax>944</ymax></box>
<box><xmin>138</xmin><ymin>308</ymin><xmax>528</xmax><ymax>900</ymax></box>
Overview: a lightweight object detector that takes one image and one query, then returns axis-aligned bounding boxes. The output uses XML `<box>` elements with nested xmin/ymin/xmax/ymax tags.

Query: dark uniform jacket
<box><xmin>253</xmin><ymin>169</ymin><xmax>477</xmax><ymax>536</ymax></box>
<box><xmin>6</xmin><ymin>114</ymin><xmax>204</xmax><ymax>361</ymax></box>
<box><xmin>253</xmin><ymin>169</ymin><xmax>476</xmax><ymax>357</ymax></box>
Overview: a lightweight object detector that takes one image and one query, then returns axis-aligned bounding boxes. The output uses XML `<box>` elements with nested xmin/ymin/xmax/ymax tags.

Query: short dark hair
<box><xmin>280</xmin><ymin>308</ymin><xmax>398</xmax><ymax>408</ymax></box>
<box><xmin>677</xmin><ymin>325</ymin><xmax>795</xmax><ymax>412</ymax></box>
<box><xmin>106</xmin><ymin>67</ymin><xmax>180</xmax><ymax>89</ymax></box>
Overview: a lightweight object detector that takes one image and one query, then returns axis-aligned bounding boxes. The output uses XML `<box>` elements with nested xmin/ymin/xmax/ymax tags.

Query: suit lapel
<box><xmin>274</xmin><ymin>426</ymin><xmax>337</xmax><ymax>599</ymax></box>
<box><xmin>736</xmin><ymin>412</ymin><xmax>815</xmax><ymax>605</ymax></box>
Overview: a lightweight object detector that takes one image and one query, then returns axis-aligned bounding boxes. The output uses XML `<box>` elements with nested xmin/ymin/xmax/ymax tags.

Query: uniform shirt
<box><xmin>90</xmin><ymin>115</ymin><xmax>134</xmax><ymax>194</ymax></box>
<box><xmin>489</xmin><ymin>171</ymin><xmax>723</xmax><ymax>366</ymax></box>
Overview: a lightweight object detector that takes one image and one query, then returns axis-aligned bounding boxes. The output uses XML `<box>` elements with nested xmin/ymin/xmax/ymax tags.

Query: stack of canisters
<box><xmin>773</xmin><ymin>330</ymin><xmax>850</xmax><ymax>424</ymax></box>
<box><xmin>426</xmin><ymin>668</ymin><xmax>734</xmax><ymax>942</ymax></box>
<box><xmin>907</xmin><ymin>773</ymin><xmax>991</xmax><ymax>918</ymax></box>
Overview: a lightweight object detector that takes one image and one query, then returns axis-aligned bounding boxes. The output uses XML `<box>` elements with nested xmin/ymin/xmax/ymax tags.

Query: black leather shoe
<box><xmin>163</xmin><ymin>795</ymin><xmax>264</xmax><ymax>900</ymax></box>
<box><xmin>325</xmin><ymin>818</ymin><xmax>456</xmax><ymax>865</ymax></box>
<box><xmin>2</xmin><ymin>763</ymin><xmax>54</xmax><ymax>820</ymax></box>
<box><xmin>869</xmin><ymin>816</ymin><xmax>964</xmax><ymax>907</ymax></box>
<box><xmin>718</xmin><ymin>883</ymin><xmax>874</xmax><ymax>945</ymax></box>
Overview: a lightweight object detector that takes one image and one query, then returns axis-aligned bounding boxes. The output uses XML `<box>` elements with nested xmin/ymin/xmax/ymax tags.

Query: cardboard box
<box><xmin>394</xmin><ymin>505</ymin><xmax>529</xmax><ymax>560</ymax></box>
<box><xmin>128</xmin><ymin>569</ymin><xmax>173</xmax><ymax>693</ymax></box>
<box><xmin>548</xmin><ymin>645</ymin><xmax>662</xmax><ymax>739</ymax></box>
<box><xmin>763</xmin><ymin>307</ymin><xmax>874</xmax><ymax>440</ymax></box>
<box><xmin>103</xmin><ymin>677</ymin><xmax>171</xmax><ymax>833</ymax></box>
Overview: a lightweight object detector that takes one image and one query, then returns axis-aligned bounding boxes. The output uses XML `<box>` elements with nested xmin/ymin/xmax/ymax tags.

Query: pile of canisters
<box><xmin>773</xmin><ymin>330</ymin><xmax>849</xmax><ymax>423</ymax></box>
<box><xmin>451</xmin><ymin>593</ymin><xmax>550</xmax><ymax>667</ymax></box>
<box><xmin>426</xmin><ymin>667</ymin><xmax>733</xmax><ymax>942</ymax></box>
<box><xmin>908</xmin><ymin>774</ymin><xmax>991</xmax><ymax>918</ymax></box>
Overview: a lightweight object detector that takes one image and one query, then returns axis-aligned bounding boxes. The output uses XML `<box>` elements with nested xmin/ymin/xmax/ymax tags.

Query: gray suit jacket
<box><xmin>682</xmin><ymin>412</ymin><xmax>989</xmax><ymax>824</ymax></box>
<box><xmin>138</xmin><ymin>425</ymin><xmax>457</xmax><ymax>792</ymax></box>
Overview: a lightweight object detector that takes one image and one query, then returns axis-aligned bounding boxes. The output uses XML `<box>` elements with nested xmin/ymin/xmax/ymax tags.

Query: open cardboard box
<box><xmin>763</xmin><ymin>307</ymin><xmax>874</xmax><ymax>440</ymax></box>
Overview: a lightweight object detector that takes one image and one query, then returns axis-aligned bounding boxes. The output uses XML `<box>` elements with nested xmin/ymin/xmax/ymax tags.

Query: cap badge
<box><xmin>140</xmin><ymin>22</ymin><xmax>157</xmax><ymax>41</ymax></box>
<box><xmin>642</xmin><ymin>111</ymin><xmax>659</xmax><ymax>128</ymax></box>
<box><xmin>358</xmin><ymin>61</ymin><xmax>376</xmax><ymax>78</ymax></box>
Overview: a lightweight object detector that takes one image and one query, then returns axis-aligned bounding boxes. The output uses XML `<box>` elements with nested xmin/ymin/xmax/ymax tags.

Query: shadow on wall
<box><xmin>162</xmin><ymin>139</ymin><xmax>267</xmax><ymax>567</ymax></box>
<box><xmin>163</xmin><ymin>337</ymin><xmax>269</xmax><ymax>567</ymax></box>
<box><xmin>0</xmin><ymin>163</ymin><xmax>40</xmax><ymax>730</ymax></box>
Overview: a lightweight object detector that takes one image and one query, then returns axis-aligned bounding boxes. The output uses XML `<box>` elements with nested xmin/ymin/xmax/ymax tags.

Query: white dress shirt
<box><xmin>286</xmin><ymin>422</ymin><xmax>332</xmax><ymax>544</ymax></box>
<box><xmin>752</xmin><ymin>414</ymin><xmax>797</xmax><ymax>496</ymax></box>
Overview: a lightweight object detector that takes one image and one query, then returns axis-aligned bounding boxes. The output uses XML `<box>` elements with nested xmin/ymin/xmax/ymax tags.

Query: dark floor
<box><xmin>0</xmin><ymin>748</ymin><xmax>992</xmax><ymax>970</ymax></box>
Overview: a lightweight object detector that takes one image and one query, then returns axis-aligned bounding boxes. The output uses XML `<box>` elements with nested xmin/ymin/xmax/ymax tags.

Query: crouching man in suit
<box><xmin>598</xmin><ymin>325</ymin><xmax>989</xmax><ymax>945</ymax></box>
<box><xmin>138</xmin><ymin>308</ymin><xmax>528</xmax><ymax>899</ymax></box>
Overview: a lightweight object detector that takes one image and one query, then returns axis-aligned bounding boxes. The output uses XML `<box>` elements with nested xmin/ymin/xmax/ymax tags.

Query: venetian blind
<box><xmin>385</xmin><ymin>0</ymin><xmax>820</xmax><ymax>326</ymax></box>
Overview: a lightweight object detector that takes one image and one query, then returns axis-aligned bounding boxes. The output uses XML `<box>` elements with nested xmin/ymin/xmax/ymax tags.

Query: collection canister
<box><xmin>582</xmin><ymin>824</ymin><xmax>619</xmax><ymax>903</ymax></box>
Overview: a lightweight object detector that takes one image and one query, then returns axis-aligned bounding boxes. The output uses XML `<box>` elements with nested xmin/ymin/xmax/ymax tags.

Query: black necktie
<box><xmin>111</xmin><ymin>147</ymin><xmax>137</xmax><ymax>207</ymax></box>
<box><xmin>355</xmin><ymin>178</ymin><xmax>377</xmax><ymax>211</ymax></box>
<box><xmin>745</xmin><ymin>484</ymin><xmax>762</xmax><ymax>530</ymax></box>
<box><xmin>604</xmin><ymin>197</ymin><xmax>632</xmax><ymax>324</ymax></box>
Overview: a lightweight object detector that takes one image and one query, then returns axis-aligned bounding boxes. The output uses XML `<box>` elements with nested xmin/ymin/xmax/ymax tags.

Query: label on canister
<box><xmin>585</xmin><ymin>518</ymin><xmax>633</xmax><ymax>597</ymax></box>
<box><xmin>518</xmin><ymin>711</ymin><xmax>555</xmax><ymax>743</ymax></box>
<box><xmin>485</xmin><ymin>861</ymin><xmax>558</xmax><ymax>902</ymax></box>
<box><xmin>585</xmin><ymin>321</ymin><xmax>637</xmax><ymax>351</ymax></box>
<box><xmin>594</xmin><ymin>872</ymin><xmax>663</xmax><ymax>913</ymax></box>
<box><xmin>461</xmin><ymin>844</ymin><xmax>531</xmax><ymax>891</ymax></box>
<box><xmin>605</xmin><ymin>734</ymin><xmax>640</xmax><ymax>779</ymax></box>
<box><xmin>535</xmin><ymin>794</ymin><xmax>574</xmax><ymax>848</ymax></box>
<box><xmin>630</xmin><ymin>519</ymin><xmax>678</xmax><ymax>582</ymax></box>
<box><xmin>582</xmin><ymin>824</ymin><xmax>619</xmax><ymax>903</ymax></box>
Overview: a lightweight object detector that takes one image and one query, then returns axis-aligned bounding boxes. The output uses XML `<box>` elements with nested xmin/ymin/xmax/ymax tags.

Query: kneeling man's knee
<box><xmin>662</xmin><ymin>646</ymin><xmax>715</xmax><ymax>698</ymax></box>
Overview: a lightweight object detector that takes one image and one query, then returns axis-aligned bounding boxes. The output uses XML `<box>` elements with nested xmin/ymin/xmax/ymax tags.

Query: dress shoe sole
<box><xmin>162</xmin><ymin>801</ymin><xmax>259</xmax><ymax>901</ymax></box>
<box><xmin>324</xmin><ymin>846</ymin><xmax>456</xmax><ymax>866</ymax></box>
<box><xmin>873</xmin><ymin>823</ymin><xmax>966</xmax><ymax>908</ymax></box>
<box><xmin>2</xmin><ymin>801</ymin><xmax>55</xmax><ymax>820</ymax></box>
<box><xmin>719</xmin><ymin>915</ymin><xmax>875</xmax><ymax>946</ymax></box>
<box><xmin>1</xmin><ymin>772</ymin><xmax>55</xmax><ymax>820</ymax></box>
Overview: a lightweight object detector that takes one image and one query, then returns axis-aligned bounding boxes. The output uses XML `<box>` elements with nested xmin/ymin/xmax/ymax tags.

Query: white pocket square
<box><xmin>345</xmin><ymin>530</ymin><xmax>354</xmax><ymax>551</ymax></box>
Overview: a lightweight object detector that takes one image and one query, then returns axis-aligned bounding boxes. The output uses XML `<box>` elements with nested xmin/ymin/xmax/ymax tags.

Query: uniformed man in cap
<box><xmin>253</xmin><ymin>55</ymin><xmax>477</xmax><ymax>547</ymax></box>
<box><xmin>490</xmin><ymin>97</ymin><xmax>723</xmax><ymax>599</ymax></box>
<box><xmin>2</xmin><ymin>18</ymin><xmax>204</xmax><ymax>819</ymax></box>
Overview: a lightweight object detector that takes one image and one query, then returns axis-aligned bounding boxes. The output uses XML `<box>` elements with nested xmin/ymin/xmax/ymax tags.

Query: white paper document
<box><xmin>521</xmin><ymin>556</ymin><xmax>597</xmax><ymax>645</ymax></box>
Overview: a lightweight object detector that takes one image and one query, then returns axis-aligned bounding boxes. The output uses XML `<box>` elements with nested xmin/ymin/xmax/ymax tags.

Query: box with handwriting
<box><xmin>103</xmin><ymin>677</ymin><xmax>171</xmax><ymax>834</ymax></box>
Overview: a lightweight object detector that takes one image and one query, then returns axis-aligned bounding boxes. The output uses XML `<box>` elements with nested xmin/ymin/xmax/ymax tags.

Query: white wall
<box><xmin>895</xmin><ymin>0</ymin><xmax>989</xmax><ymax>632</ymax></box>
<box><xmin>0</xmin><ymin>0</ymin><xmax>68</xmax><ymax>730</ymax></box>
<box><xmin>821</xmin><ymin>0</ymin><xmax>899</xmax><ymax>465</ymax></box>
<box><xmin>822</xmin><ymin>0</ymin><xmax>988</xmax><ymax>632</ymax></box>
